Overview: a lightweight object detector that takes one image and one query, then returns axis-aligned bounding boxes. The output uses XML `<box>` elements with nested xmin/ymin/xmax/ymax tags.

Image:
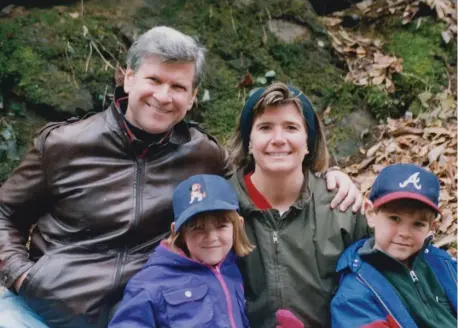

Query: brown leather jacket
<box><xmin>0</xmin><ymin>98</ymin><xmax>231</xmax><ymax>327</ymax></box>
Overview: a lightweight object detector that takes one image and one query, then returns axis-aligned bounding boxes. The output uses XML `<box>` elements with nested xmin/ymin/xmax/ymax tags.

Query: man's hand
<box><xmin>276</xmin><ymin>309</ymin><xmax>304</xmax><ymax>328</ymax></box>
<box><xmin>13</xmin><ymin>269</ymin><xmax>30</xmax><ymax>293</ymax></box>
<box><xmin>326</xmin><ymin>170</ymin><xmax>363</xmax><ymax>214</ymax></box>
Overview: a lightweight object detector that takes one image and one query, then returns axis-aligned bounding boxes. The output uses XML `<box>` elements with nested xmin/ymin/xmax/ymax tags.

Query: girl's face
<box><xmin>183</xmin><ymin>218</ymin><xmax>234</xmax><ymax>266</ymax></box>
<box><xmin>250</xmin><ymin>103</ymin><xmax>308</xmax><ymax>176</ymax></box>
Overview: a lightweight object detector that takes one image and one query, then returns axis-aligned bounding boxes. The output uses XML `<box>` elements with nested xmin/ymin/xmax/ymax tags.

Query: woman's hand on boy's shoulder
<box><xmin>325</xmin><ymin>170</ymin><xmax>363</xmax><ymax>214</ymax></box>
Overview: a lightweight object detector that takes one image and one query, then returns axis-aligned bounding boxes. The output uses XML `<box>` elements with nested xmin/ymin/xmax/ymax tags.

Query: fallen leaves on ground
<box><xmin>322</xmin><ymin>0</ymin><xmax>456</xmax><ymax>92</ymax></box>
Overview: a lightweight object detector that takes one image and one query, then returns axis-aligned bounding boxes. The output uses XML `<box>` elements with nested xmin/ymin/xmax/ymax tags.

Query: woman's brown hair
<box><xmin>165</xmin><ymin>210</ymin><xmax>255</xmax><ymax>257</ymax></box>
<box><xmin>226</xmin><ymin>82</ymin><xmax>329</xmax><ymax>174</ymax></box>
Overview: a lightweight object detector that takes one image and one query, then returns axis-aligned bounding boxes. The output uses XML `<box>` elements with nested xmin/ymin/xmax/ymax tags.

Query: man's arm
<box><xmin>0</xmin><ymin>131</ymin><xmax>50</xmax><ymax>290</ymax></box>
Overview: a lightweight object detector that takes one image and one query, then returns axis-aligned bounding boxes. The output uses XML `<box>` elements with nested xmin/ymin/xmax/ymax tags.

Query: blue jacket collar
<box><xmin>145</xmin><ymin>243</ymin><xmax>237</xmax><ymax>272</ymax></box>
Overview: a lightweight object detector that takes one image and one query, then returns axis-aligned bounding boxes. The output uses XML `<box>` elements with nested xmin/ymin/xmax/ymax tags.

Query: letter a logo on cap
<box><xmin>399</xmin><ymin>172</ymin><xmax>422</xmax><ymax>190</ymax></box>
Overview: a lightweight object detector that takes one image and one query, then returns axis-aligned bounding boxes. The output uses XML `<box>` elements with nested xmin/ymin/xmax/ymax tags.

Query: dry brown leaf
<box><xmin>439</xmin><ymin>209</ymin><xmax>454</xmax><ymax>232</ymax></box>
<box><xmin>440</xmin><ymin>189</ymin><xmax>452</xmax><ymax>202</ymax></box>
<box><xmin>367</xmin><ymin>142</ymin><xmax>381</xmax><ymax>157</ymax></box>
<box><xmin>428</xmin><ymin>145</ymin><xmax>446</xmax><ymax>164</ymax></box>
<box><xmin>372</xmin><ymin>164</ymin><xmax>385</xmax><ymax>173</ymax></box>
<box><xmin>391</xmin><ymin>127</ymin><xmax>423</xmax><ymax>137</ymax></box>
<box><xmin>322</xmin><ymin>17</ymin><xmax>343</xmax><ymax>26</ymax></box>
<box><xmin>423</xmin><ymin>127</ymin><xmax>450</xmax><ymax>138</ymax></box>
<box><xmin>356</xmin><ymin>46</ymin><xmax>367</xmax><ymax>57</ymax></box>
<box><xmin>434</xmin><ymin>234</ymin><xmax>457</xmax><ymax>248</ymax></box>
<box><xmin>360</xmin><ymin>156</ymin><xmax>376</xmax><ymax>170</ymax></box>
<box><xmin>445</xmin><ymin>147</ymin><xmax>457</xmax><ymax>155</ymax></box>
<box><xmin>386</xmin><ymin>141</ymin><xmax>397</xmax><ymax>153</ymax></box>
<box><xmin>372</xmin><ymin>75</ymin><xmax>385</xmax><ymax>85</ymax></box>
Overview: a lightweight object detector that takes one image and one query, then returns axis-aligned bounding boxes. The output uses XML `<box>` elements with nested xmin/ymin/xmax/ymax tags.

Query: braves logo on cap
<box><xmin>369</xmin><ymin>164</ymin><xmax>441</xmax><ymax>214</ymax></box>
<box><xmin>189</xmin><ymin>183</ymin><xmax>206</xmax><ymax>204</ymax></box>
<box><xmin>399</xmin><ymin>172</ymin><xmax>422</xmax><ymax>190</ymax></box>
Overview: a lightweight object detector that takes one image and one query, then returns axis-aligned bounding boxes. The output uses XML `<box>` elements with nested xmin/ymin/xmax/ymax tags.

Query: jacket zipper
<box><xmin>272</xmin><ymin>229</ymin><xmax>283</xmax><ymax>309</ymax></box>
<box><xmin>212</xmin><ymin>266</ymin><xmax>237</xmax><ymax>328</ymax></box>
<box><xmin>357</xmin><ymin>275</ymin><xmax>403</xmax><ymax>328</ymax></box>
<box><xmin>273</xmin><ymin>231</ymin><xmax>279</xmax><ymax>253</ymax></box>
<box><xmin>133</xmin><ymin>158</ymin><xmax>145</xmax><ymax>230</ymax></box>
<box><xmin>111</xmin><ymin>158</ymin><xmax>144</xmax><ymax>301</ymax></box>
<box><xmin>409</xmin><ymin>270</ymin><xmax>433</xmax><ymax>316</ymax></box>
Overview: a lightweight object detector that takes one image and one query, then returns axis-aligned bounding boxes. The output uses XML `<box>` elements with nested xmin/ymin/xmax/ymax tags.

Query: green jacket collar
<box><xmin>230</xmin><ymin>168</ymin><xmax>313</xmax><ymax>215</ymax></box>
<box><xmin>359</xmin><ymin>236</ymin><xmax>434</xmax><ymax>271</ymax></box>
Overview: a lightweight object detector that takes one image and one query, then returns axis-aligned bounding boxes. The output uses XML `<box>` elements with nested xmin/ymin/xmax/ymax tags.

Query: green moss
<box><xmin>322</xmin><ymin>83</ymin><xmax>400</xmax><ymax>121</ymax></box>
<box><xmin>384</xmin><ymin>16</ymin><xmax>451</xmax><ymax>104</ymax></box>
<box><xmin>0</xmin><ymin>5</ymin><xmax>127</xmax><ymax>113</ymax></box>
<box><xmin>386</xmin><ymin>17</ymin><xmax>448</xmax><ymax>86</ymax></box>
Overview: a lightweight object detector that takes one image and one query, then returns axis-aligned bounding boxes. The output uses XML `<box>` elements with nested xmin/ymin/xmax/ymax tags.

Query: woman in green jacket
<box><xmin>227</xmin><ymin>82</ymin><xmax>368</xmax><ymax>328</ymax></box>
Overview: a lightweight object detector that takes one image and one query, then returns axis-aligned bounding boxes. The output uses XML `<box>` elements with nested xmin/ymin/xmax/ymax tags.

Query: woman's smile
<box><xmin>250</xmin><ymin>103</ymin><xmax>308</xmax><ymax>176</ymax></box>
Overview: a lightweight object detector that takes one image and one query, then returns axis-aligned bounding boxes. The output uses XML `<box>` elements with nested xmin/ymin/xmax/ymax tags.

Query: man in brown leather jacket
<box><xmin>0</xmin><ymin>26</ymin><xmax>361</xmax><ymax>328</ymax></box>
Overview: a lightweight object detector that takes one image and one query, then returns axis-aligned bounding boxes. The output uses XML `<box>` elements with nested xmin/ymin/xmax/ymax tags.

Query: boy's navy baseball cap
<box><xmin>369</xmin><ymin>164</ymin><xmax>441</xmax><ymax>213</ymax></box>
<box><xmin>173</xmin><ymin>174</ymin><xmax>239</xmax><ymax>232</ymax></box>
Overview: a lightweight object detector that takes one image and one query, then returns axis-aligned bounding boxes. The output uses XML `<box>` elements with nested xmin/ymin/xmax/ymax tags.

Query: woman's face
<box><xmin>250</xmin><ymin>103</ymin><xmax>308</xmax><ymax>176</ymax></box>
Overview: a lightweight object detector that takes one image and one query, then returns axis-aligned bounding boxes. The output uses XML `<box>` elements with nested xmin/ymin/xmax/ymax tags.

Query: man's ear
<box><xmin>364</xmin><ymin>199</ymin><xmax>376</xmax><ymax>229</ymax></box>
<box><xmin>187</xmin><ymin>87</ymin><xmax>199</xmax><ymax>112</ymax></box>
<box><xmin>170</xmin><ymin>222</ymin><xmax>176</xmax><ymax>234</ymax></box>
<box><xmin>123</xmin><ymin>68</ymin><xmax>135</xmax><ymax>94</ymax></box>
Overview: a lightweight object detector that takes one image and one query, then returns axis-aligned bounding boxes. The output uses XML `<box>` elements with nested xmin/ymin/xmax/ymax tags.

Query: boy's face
<box><xmin>183</xmin><ymin>217</ymin><xmax>234</xmax><ymax>266</ymax></box>
<box><xmin>365</xmin><ymin>200</ymin><xmax>435</xmax><ymax>265</ymax></box>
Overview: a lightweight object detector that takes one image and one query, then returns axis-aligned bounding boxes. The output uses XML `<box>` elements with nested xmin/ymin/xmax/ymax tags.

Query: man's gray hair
<box><xmin>126</xmin><ymin>26</ymin><xmax>206</xmax><ymax>89</ymax></box>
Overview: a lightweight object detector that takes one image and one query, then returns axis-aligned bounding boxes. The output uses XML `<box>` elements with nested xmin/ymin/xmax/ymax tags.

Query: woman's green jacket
<box><xmin>230</xmin><ymin>170</ymin><xmax>369</xmax><ymax>328</ymax></box>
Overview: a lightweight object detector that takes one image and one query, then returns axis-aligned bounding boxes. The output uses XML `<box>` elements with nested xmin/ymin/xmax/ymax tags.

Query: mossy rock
<box><xmin>0</xmin><ymin>4</ymin><xmax>131</xmax><ymax>116</ymax></box>
<box><xmin>0</xmin><ymin>0</ymin><xmax>455</xmax><ymax>177</ymax></box>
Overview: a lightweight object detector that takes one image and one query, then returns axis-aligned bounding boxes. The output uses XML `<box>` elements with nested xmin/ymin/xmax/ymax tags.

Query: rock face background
<box><xmin>0</xmin><ymin>0</ymin><xmax>456</xmax><ymax>181</ymax></box>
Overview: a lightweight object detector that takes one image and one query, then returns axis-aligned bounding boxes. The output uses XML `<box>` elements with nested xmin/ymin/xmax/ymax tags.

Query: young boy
<box><xmin>331</xmin><ymin>163</ymin><xmax>457</xmax><ymax>328</ymax></box>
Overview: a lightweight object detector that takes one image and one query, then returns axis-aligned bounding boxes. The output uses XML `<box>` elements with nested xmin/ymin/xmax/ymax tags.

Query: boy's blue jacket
<box><xmin>331</xmin><ymin>238</ymin><xmax>457</xmax><ymax>328</ymax></box>
<box><xmin>108</xmin><ymin>243</ymin><xmax>250</xmax><ymax>328</ymax></box>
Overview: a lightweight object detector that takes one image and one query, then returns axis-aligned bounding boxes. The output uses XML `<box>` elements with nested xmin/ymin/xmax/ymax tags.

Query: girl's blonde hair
<box><xmin>227</xmin><ymin>82</ymin><xmax>329</xmax><ymax>174</ymax></box>
<box><xmin>165</xmin><ymin>210</ymin><xmax>255</xmax><ymax>257</ymax></box>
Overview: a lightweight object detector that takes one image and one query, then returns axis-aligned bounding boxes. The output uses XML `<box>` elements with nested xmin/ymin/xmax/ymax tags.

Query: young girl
<box><xmin>108</xmin><ymin>174</ymin><xmax>254</xmax><ymax>328</ymax></box>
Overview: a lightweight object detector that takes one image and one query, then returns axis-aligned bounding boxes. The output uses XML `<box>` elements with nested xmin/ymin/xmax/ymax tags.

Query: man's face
<box><xmin>123</xmin><ymin>55</ymin><xmax>197</xmax><ymax>134</ymax></box>
<box><xmin>366</xmin><ymin>201</ymin><xmax>434</xmax><ymax>265</ymax></box>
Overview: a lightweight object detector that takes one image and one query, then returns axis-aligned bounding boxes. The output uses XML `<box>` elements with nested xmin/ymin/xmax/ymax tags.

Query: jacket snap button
<box><xmin>185</xmin><ymin>291</ymin><xmax>192</xmax><ymax>298</ymax></box>
<box><xmin>425</xmin><ymin>249</ymin><xmax>429</xmax><ymax>254</ymax></box>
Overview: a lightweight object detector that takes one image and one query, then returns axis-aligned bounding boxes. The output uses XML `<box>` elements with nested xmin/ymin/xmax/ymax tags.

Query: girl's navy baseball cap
<box><xmin>172</xmin><ymin>174</ymin><xmax>239</xmax><ymax>232</ymax></box>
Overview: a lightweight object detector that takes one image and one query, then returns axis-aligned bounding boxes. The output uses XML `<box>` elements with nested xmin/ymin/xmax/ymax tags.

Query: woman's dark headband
<box><xmin>239</xmin><ymin>85</ymin><xmax>317</xmax><ymax>153</ymax></box>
